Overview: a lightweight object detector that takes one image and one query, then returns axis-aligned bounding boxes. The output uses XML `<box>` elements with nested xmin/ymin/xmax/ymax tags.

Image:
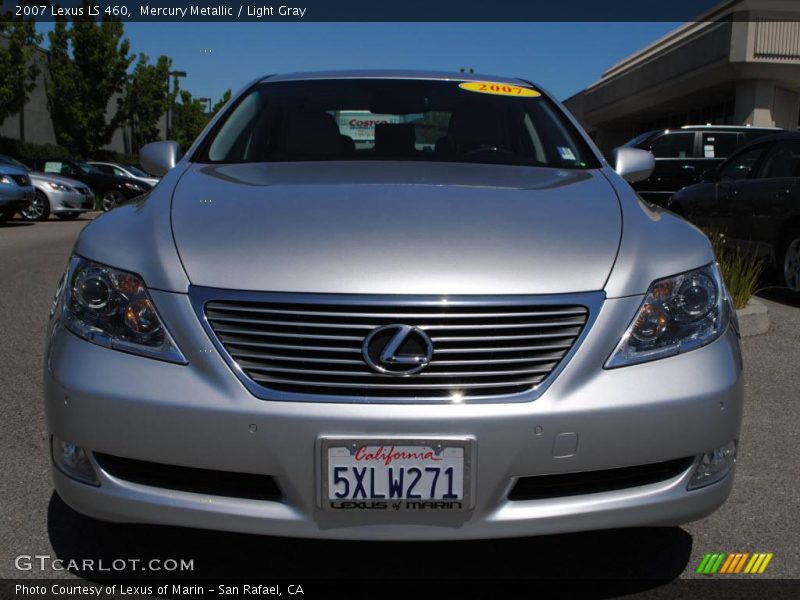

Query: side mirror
<box><xmin>611</xmin><ymin>147</ymin><xmax>655</xmax><ymax>183</ymax></box>
<box><xmin>140</xmin><ymin>141</ymin><xmax>182</xmax><ymax>177</ymax></box>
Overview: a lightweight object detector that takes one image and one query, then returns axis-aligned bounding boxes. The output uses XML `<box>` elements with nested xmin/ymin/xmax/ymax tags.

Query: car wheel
<box><xmin>779</xmin><ymin>227</ymin><xmax>800</xmax><ymax>294</ymax></box>
<box><xmin>101</xmin><ymin>190</ymin><xmax>124</xmax><ymax>211</ymax></box>
<box><xmin>56</xmin><ymin>212</ymin><xmax>80</xmax><ymax>221</ymax></box>
<box><xmin>20</xmin><ymin>191</ymin><xmax>51</xmax><ymax>221</ymax></box>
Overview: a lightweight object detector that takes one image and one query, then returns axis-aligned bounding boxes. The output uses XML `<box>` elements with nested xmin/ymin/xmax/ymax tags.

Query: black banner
<box><xmin>2</xmin><ymin>0</ymin><xmax>728</xmax><ymax>22</ymax></box>
<box><xmin>3</xmin><ymin>579</ymin><xmax>800</xmax><ymax>600</ymax></box>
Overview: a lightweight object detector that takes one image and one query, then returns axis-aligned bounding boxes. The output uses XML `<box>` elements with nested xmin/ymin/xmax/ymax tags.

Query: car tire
<box><xmin>101</xmin><ymin>190</ymin><xmax>124</xmax><ymax>211</ymax></box>
<box><xmin>20</xmin><ymin>190</ymin><xmax>51</xmax><ymax>221</ymax></box>
<box><xmin>778</xmin><ymin>226</ymin><xmax>800</xmax><ymax>295</ymax></box>
<box><xmin>0</xmin><ymin>209</ymin><xmax>11</xmax><ymax>225</ymax></box>
<box><xmin>56</xmin><ymin>212</ymin><xmax>80</xmax><ymax>221</ymax></box>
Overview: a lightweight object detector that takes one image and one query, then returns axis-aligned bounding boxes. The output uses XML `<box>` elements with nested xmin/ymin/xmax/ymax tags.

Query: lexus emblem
<box><xmin>362</xmin><ymin>324</ymin><xmax>433</xmax><ymax>375</ymax></box>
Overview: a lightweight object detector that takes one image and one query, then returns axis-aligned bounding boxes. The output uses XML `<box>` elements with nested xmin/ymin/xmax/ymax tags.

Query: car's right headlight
<box><xmin>48</xmin><ymin>181</ymin><xmax>70</xmax><ymax>192</ymax></box>
<box><xmin>60</xmin><ymin>255</ymin><xmax>186</xmax><ymax>363</ymax></box>
<box><xmin>606</xmin><ymin>263</ymin><xmax>733</xmax><ymax>368</ymax></box>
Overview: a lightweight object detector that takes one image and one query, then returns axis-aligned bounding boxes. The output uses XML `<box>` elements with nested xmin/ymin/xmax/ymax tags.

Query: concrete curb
<box><xmin>736</xmin><ymin>298</ymin><xmax>769</xmax><ymax>337</ymax></box>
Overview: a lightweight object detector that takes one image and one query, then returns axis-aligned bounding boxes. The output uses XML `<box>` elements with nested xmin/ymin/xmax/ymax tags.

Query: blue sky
<box><xmin>36</xmin><ymin>22</ymin><xmax>681</xmax><ymax>104</ymax></box>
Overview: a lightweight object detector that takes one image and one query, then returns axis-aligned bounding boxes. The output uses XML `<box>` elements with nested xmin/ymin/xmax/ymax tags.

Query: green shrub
<box><xmin>706</xmin><ymin>230</ymin><xmax>763</xmax><ymax>310</ymax></box>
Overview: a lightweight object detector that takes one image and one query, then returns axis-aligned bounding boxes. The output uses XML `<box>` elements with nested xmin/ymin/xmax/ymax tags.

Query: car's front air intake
<box><xmin>195</xmin><ymin>290</ymin><xmax>599</xmax><ymax>402</ymax></box>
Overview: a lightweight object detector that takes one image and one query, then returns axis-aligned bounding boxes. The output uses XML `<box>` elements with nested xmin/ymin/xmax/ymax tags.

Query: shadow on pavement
<box><xmin>48</xmin><ymin>493</ymin><xmax>691</xmax><ymax>593</ymax></box>
<box><xmin>757</xmin><ymin>287</ymin><xmax>800</xmax><ymax>308</ymax></box>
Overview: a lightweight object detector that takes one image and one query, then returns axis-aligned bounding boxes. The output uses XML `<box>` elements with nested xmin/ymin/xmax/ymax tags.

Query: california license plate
<box><xmin>321</xmin><ymin>438</ymin><xmax>471</xmax><ymax>511</ymax></box>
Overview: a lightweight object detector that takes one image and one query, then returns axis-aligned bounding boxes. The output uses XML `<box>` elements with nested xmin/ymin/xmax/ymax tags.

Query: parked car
<box><xmin>669</xmin><ymin>132</ymin><xmax>800</xmax><ymax>294</ymax></box>
<box><xmin>45</xmin><ymin>71</ymin><xmax>743</xmax><ymax>540</ymax></box>
<box><xmin>88</xmin><ymin>161</ymin><xmax>160</xmax><ymax>187</ymax></box>
<box><xmin>0</xmin><ymin>162</ymin><xmax>34</xmax><ymax>224</ymax></box>
<box><xmin>622</xmin><ymin>125</ymin><xmax>780</xmax><ymax>205</ymax></box>
<box><xmin>27</xmin><ymin>159</ymin><xmax>152</xmax><ymax>211</ymax></box>
<box><xmin>0</xmin><ymin>155</ymin><xmax>94</xmax><ymax>221</ymax></box>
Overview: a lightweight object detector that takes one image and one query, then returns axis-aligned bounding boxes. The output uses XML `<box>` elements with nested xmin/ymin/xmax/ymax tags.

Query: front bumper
<box><xmin>44</xmin><ymin>292</ymin><xmax>744</xmax><ymax>540</ymax></box>
<box><xmin>47</xmin><ymin>189</ymin><xmax>94</xmax><ymax>213</ymax></box>
<box><xmin>0</xmin><ymin>188</ymin><xmax>34</xmax><ymax>211</ymax></box>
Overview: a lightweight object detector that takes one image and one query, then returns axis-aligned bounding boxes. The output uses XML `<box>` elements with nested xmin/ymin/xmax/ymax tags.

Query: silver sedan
<box><xmin>44</xmin><ymin>71</ymin><xmax>743</xmax><ymax>540</ymax></box>
<box><xmin>0</xmin><ymin>155</ymin><xmax>94</xmax><ymax>221</ymax></box>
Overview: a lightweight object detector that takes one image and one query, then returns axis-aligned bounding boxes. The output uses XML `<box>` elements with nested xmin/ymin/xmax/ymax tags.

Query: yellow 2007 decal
<box><xmin>458</xmin><ymin>81</ymin><xmax>541</xmax><ymax>98</ymax></box>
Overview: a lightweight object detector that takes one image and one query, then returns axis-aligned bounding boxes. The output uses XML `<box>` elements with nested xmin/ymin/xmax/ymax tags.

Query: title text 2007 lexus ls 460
<box><xmin>44</xmin><ymin>71</ymin><xmax>742</xmax><ymax>540</ymax></box>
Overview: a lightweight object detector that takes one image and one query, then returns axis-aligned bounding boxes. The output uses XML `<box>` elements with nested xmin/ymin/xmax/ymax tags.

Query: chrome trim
<box><xmin>189</xmin><ymin>286</ymin><xmax>604</xmax><ymax>404</ymax></box>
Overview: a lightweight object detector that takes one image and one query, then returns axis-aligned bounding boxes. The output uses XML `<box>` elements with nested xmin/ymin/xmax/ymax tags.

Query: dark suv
<box><xmin>622</xmin><ymin>125</ymin><xmax>780</xmax><ymax>205</ymax></box>
<box><xmin>27</xmin><ymin>159</ymin><xmax>152</xmax><ymax>211</ymax></box>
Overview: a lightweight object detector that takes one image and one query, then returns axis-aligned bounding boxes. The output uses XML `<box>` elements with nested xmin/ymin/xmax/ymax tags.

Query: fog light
<box><xmin>51</xmin><ymin>436</ymin><xmax>99</xmax><ymax>485</ymax></box>
<box><xmin>688</xmin><ymin>441</ymin><xmax>737</xmax><ymax>490</ymax></box>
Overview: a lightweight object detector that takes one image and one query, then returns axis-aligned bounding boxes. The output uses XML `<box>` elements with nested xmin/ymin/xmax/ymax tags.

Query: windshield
<box><xmin>0</xmin><ymin>155</ymin><xmax>31</xmax><ymax>171</ymax></box>
<box><xmin>75</xmin><ymin>161</ymin><xmax>99</xmax><ymax>174</ymax></box>
<box><xmin>198</xmin><ymin>79</ymin><xmax>600</xmax><ymax>169</ymax></box>
<box><xmin>124</xmin><ymin>165</ymin><xmax>149</xmax><ymax>177</ymax></box>
<box><xmin>623</xmin><ymin>131</ymin><xmax>658</xmax><ymax>148</ymax></box>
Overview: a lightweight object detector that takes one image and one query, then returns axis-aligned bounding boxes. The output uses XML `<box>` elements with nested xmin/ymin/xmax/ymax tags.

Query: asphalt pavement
<box><xmin>0</xmin><ymin>215</ymin><xmax>798</xmax><ymax>588</ymax></box>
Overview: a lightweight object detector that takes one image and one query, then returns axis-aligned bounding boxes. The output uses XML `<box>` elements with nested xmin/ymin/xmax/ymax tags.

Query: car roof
<box><xmin>260</xmin><ymin>70</ymin><xmax>532</xmax><ymax>86</ymax></box>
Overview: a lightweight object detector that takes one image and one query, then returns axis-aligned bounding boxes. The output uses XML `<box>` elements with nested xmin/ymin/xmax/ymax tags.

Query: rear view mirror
<box><xmin>140</xmin><ymin>141</ymin><xmax>182</xmax><ymax>177</ymax></box>
<box><xmin>611</xmin><ymin>147</ymin><xmax>655</xmax><ymax>183</ymax></box>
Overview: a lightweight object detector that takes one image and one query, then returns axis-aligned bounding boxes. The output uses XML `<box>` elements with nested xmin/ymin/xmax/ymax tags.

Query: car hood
<box><xmin>30</xmin><ymin>171</ymin><xmax>88</xmax><ymax>188</ymax></box>
<box><xmin>171</xmin><ymin>162</ymin><xmax>622</xmax><ymax>295</ymax></box>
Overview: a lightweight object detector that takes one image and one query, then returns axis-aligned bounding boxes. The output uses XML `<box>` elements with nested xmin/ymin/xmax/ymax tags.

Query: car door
<box><xmin>732</xmin><ymin>139</ymin><xmax>800</xmax><ymax>262</ymax></box>
<box><xmin>714</xmin><ymin>143</ymin><xmax>771</xmax><ymax>250</ymax></box>
<box><xmin>640</xmin><ymin>131</ymin><xmax>697</xmax><ymax>204</ymax></box>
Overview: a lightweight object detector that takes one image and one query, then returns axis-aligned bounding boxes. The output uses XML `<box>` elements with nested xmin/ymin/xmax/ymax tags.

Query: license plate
<box><xmin>321</xmin><ymin>438</ymin><xmax>470</xmax><ymax>511</ymax></box>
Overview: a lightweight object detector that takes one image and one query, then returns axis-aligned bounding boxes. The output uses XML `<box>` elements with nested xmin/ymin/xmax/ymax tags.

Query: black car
<box><xmin>622</xmin><ymin>125</ymin><xmax>780</xmax><ymax>205</ymax></box>
<box><xmin>669</xmin><ymin>132</ymin><xmax>800</xmax><ymax>294</ymax></box>
<box><xmin>27</xmin><ymin>158</ymin><xmax>152</xmax><ymax>211</ymax></box>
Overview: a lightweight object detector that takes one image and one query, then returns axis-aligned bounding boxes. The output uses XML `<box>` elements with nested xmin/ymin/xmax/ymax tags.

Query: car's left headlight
<box><xmin>606</xmin><ymin>263</ymin><xmax>733</xmax><ymax>368</ymax></box>
<box><xmin>59</xmin><ymin>255</ymin><xmax>186</xmax><ymax>363</ymax></box>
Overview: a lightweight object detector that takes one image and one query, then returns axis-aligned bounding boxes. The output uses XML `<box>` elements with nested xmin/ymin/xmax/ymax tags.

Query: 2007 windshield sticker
<box><xmin>458</xmin><ymin>81</ymin><xmax>541</xmax><ymax>97</ymax></box>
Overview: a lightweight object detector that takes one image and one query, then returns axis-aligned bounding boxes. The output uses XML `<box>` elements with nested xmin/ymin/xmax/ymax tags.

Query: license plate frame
<box><xmin>319</xmin><ymin>437</ymin><xmax>474</xmax><ymax>511</ymax></box>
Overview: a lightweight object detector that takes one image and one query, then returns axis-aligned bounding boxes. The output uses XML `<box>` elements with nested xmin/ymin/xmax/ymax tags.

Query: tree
<box><xmin>46</xmin><ymin>1</ymin><xmax>132</xmax><ymax>156</ymax></box>
<box><xmin>124</xmin><ymin>53</ymin><xmax>172</xmax><ymax>152</ymax></box>
<box><xmin>0</xmin><ymin>14</ymin><xmax>43</xmax><ymax>140</ymax></box>
<box><xmin>211</xmin><ymin>89</ymin><xmax>231</xmax><ymax>116</ymax></box>
<box><xmin>170</xmin><ymin>90</ymin><xmax>208</xmax><ymax>152</ymax></box>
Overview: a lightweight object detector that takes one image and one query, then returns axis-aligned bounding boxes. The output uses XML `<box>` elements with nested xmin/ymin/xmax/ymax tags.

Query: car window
<box><xmin>91</xmin><ymin>164</ymin><xmax>111</xmax><ymax>174</ymax></box>
<box><xmin>759</xmin><ymin>141</ymin><xmax>800</xmax><ymax>179</ymax></box>
<box><xmin>44</xmin><ymin>161</ymin><xmax>78</xmax><ymax>176</ymax></box>
<box><xmin>113</xmin><ymin>167</ymin><xmax>127</xmax><ymax>177</ymax></box>
<box><xmin>701</xmin><ymin>132</ymin><xmax>741</xmax><ymax>159</ymax></box>
<box><xmin>719</xmin><ymin>146</ymin><xmax>767</xmax><ymax>181</ymax></box>
<box><xmin>200</xmin><ymin>79</ymin><xmax>600</xmax><ymax>169</ymax></box>
<box><xmin>648</xmin><ymin>132</ymin><xmax>695</xmax><ymax>159</ymax></box>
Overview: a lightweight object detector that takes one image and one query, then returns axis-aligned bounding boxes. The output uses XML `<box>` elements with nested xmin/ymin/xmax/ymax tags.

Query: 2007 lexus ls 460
<box><xmin>44</xmin><ymin>71</ymin><xmax>743</xmax><ymax>540</ymax></box>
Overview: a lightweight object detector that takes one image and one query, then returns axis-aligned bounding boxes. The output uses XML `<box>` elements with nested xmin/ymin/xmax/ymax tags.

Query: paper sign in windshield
<box><xmin>459</xmin><ymin>81</ymin><xmax>541</xmax><ymax>97</ymax></box>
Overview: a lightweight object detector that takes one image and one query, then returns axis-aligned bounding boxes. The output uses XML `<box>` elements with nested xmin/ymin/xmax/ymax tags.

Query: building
<box><xmin>564</xmin><ymin>0</ymin><xmax>800</xmax><ymax>155</ymax></box>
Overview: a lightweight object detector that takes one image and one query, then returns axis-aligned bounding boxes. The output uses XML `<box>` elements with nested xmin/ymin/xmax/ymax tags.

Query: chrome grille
<box><xmin>198</xmin><ymin>291</ymin><xmax>597</xmax><ymax>402</ymax></box>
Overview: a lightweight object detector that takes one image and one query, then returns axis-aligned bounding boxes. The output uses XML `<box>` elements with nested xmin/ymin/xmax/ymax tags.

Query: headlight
<box><xmin>48</xmin><ymin>181</ymin><xmax>70</xmax><ymax>192</ymax></box>
<box><xmin>61</xmin><ymin>255</ymin><xmax>185</xmax><ymax>363</ymax></box>
<box><xmin>0</xmin><ymin>175</ymin><xmax>13</xmax><ymax>185</ymax></box>
<box><xmin>606</xmin><ymin>263</ymin><xmax>731</xmax><ymax>368</ymax></box>
<box><xmin>123</xmin><ymin>182</ymin><xmax>145</xmax><ymax>191</ymax></box>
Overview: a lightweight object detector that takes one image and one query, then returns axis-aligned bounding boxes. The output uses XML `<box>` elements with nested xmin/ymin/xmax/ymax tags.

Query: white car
<box><xmin>88</xmin><ymin>162</ymin><xmax>160</xmax><ymax>187</ymax></box>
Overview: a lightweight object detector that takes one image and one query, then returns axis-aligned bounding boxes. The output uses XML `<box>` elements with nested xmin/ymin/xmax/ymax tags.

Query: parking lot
<box><xmin>1</xmin><ymin>215</ymin><xmax>798</xmax><ymax>587</ymax></box>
